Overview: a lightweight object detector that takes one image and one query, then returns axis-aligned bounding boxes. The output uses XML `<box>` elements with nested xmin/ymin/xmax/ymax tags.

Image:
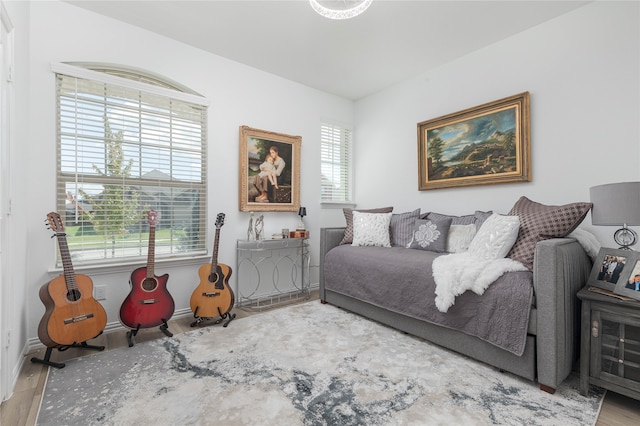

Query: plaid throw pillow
<box><xmin>506</xmin><ymin>196</ymin><xmax>592</xmax><ymax>270</ymax></box>
<box><xmin>340</xmin><ymin>207</ymin><xmax>393</xmax><ymax>245</ymax></box>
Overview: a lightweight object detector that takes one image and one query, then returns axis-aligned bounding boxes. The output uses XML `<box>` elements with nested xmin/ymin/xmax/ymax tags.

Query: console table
<box><xmin>236</xmin><ymin>238</ymin><xmax>310</xmax><ymax>310</ymax></box>
<box><xmin>578</xmin><ymin>286</ymin><xmax>640</xmax><ymax>400</ymax></box>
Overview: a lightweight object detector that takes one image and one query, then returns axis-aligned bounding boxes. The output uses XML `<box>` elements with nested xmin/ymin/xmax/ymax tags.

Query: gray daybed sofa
<box><xmin>319</xmin><ymin>227</ymin><xmax>592</xmax><ymax>393</ymax></box>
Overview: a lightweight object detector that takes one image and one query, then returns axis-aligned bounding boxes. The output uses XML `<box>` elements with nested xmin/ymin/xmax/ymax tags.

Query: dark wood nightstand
<box><xmin>578</xmin><ymin>287</ymin><xmax>640</xmax><ymax>400</ymax></box>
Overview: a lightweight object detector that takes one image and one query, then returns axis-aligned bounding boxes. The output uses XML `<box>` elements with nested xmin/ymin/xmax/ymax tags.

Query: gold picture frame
<box><xmin>417</xmin><ymin>92</ymin><xmax>531</xmax><ymax>190</ymax></box>
<box><xmin>239</xmin><ymin>126</ymin><xmax>301</xmax><ymax>212</ymax></box>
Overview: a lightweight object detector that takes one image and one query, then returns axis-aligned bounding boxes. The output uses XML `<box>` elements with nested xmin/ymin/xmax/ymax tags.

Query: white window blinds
<box><xmin>55</xmin><ymin>64</ymin><xmax>208</xmax><ymax>266</ymax></box>
<box><xmin>320</xmin><ymin>122</ymin><xmax>352</xmax><ymax>203</ymax></box>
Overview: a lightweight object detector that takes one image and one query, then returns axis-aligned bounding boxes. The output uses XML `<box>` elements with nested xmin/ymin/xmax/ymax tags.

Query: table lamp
<box><xmin>590</xmin><ymin>182</ymin><xmax>640</xmax><ymax>250</ymax></box>
<box><xmin>297</xmin><ymin>207</ymin><xmax>307</xmax><ymax>231</ymax></box>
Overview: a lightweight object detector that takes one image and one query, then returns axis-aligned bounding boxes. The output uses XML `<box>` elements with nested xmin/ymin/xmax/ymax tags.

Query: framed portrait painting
<box><xmin>587</xmin><ymin>247</ymin><xmax>637</xmax><ymax>292</ymax></box>
<box><xmin>239</xmin><ymin>126</ymin><xmax>301</xmax><ymax>212</ymax></box>
<box><xmin>417</xmin><ymin>92</ymin><xmax>531</xmax><ymax>190</ymax></box>
<box><xmin>614</xmin><ymin>256</ymin><xmax>640</xmax><ymax>301</ymax></box>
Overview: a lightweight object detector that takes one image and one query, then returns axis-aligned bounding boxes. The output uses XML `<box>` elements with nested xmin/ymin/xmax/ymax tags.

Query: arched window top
<box><xmin>67</xmin><ymin>62</ymin><xmax>202</xmax><ymax>96</ymax></box>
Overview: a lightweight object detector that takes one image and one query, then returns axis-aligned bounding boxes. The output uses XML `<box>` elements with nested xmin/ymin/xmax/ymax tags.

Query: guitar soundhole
<box><xmin>66</xmin><ymin>289</ymin><xmax>81</xmax><ymax>302</ymax></box>
<box><xmin>142</xmin><ymin>277</ymin><xmax>157</xmax><ymax>292</ymax></box>
<box><xmin>208</xmin><ymin>272</ymin><xmax>219</xmax><ymax>283</ymax></box>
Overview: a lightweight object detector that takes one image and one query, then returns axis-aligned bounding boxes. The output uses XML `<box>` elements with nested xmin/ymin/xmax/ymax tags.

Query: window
<box><xmin>54</xmin><ymin>63</ymin><xmax>208</xmax><ymax>266</ymax></box>
<box><xmin>320</xmin><ymin>122</ymin><xmax>352</xmax><ymax>203</ymax></box>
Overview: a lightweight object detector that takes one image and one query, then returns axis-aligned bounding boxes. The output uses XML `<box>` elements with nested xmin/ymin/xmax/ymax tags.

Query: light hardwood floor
<box><xmin>2</xmin><ymin>294</ymin><xmax>640</xmax><ymax>425</ymax></box>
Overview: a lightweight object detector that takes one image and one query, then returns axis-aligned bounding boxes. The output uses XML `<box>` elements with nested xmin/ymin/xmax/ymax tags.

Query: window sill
<box><xmin>47</xmin><ymin>252</ymin><xmax>210</xmax><ymax>276</ymax></box>
<box><xmin>320</xmin><ymin>201</ymin><xmax>356</xmax><ymax>209</ymax></box>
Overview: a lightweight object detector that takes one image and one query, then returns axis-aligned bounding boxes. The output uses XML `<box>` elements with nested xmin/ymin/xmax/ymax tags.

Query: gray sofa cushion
<box><xmin>407</xmin><ymin>217</ymin><xmax>452</xmax><ymax>252</ymax></box>
<box><xmin>340</xmin><ymin>206</ymin><xmax>393</xmax><ymax>245</ymax></box>
<box><xmin>390</xmin><ymin>208</ymin><xmax>421</xmax><ymax>247</ymax></box>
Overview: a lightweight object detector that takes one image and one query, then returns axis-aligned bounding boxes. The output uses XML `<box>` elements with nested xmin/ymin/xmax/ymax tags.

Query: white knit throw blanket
<box><xmin>432</xmin><ymin>253</ymin><xmax>528</xmax><ymax>313</ymax></box>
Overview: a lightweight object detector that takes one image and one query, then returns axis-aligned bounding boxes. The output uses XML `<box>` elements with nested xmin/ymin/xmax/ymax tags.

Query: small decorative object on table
<box><xmin>254</xmin><ymin>214</ymin><xmax>264</xmax><ymax>240</ymax></box>
<box><xmin>290</xmin><ymin>230</ymin><xmax>308</xmax><ymax>239</ymax></box>
<box><xmin>247</xmin><ymin>211</ymin><xmax>255</xmax><ymax>240</ymax></box>
<box><xmin>613</xmin><ymin>255</ymin><xmax>640</xmax><ymax>301</ymax></box>
<box><xmin>587</xmin><ymin>247</ymin><xmax>636</xmax><ymax>292</ymax></box>
<box><xmin>282</xmin><ymin>228</ymin><xmax>289</xmax><ymax>238</ymax></box>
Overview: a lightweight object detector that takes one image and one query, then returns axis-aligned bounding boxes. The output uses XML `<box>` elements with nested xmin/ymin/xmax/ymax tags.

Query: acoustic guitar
<box><xmin>37</xmin><ymin>212</ymin><xmax>107</xmax><ymax>348</ymax></box>
<box><xmin>190</xmin><ymin>212</ymin><xmax>235</xmax><ymax>326</ymax></box>
<box><xmin>119</xmin><ymin>210</ymin><xmax>175</xmax><ymax>340</ymax></box>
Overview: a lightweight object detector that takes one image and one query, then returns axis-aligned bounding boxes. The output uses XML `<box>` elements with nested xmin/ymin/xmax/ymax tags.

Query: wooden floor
<box><xmin>2</xmin><ymin>293</ymin><xmax>639</xmax><ymax>425</ymax></box>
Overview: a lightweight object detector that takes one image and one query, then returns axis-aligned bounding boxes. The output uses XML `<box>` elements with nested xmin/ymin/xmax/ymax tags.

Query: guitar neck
<box><xmin>147</xmin><ymin>225</ymin><xmax>156</xmax><ymax>278</ymax></box>
<box><xmin>57</xmin><ymin>233</ymin><xmax>78</xmax><ymax>291</ymax></box>
<box><xmin>210</xmin><ymin>228</ymin><xmax>220</xmax><ymax>270</ymax></box>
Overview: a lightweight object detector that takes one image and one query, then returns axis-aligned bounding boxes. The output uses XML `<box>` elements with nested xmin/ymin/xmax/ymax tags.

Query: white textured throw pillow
<box><xmin>467</xmin><ymin>213</ymin><xmax>520</xmax><ymax>260</ymax></box>
<box><xmin>351</xmin><ymin>211</ymin><xmax>392</xmax><ymax>247</ymax></box>
<box><xmin>446</xmin><ymin>224</ymin><xmax>477</xmax><ymax>253</ymax></box>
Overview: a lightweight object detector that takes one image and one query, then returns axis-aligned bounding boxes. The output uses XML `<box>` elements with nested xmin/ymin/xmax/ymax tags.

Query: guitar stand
<box><xmin>126</xmin><ymin>319</ymin><xmax>173</xmax><ymax>347</ymax></box>
<box><xmin>159</xmin><ymin>319</ymin><xmax>173</xmax><ymax>337</ymax></box>
<box><xmin>190</xmin><ymin>306</ymin><xmax>236</xmax><ymax>328</ymax></box>
<box><xmin>220</xmin><ymin>311</ymin><xmax>236</xmax><ymax>328</ymax></box>
<box><xmin>31</xmin><ymin>341</ymin><xmax>105</xmax><ymax>369</ymax></box>
<box><xmin>126</xmin><ymin>324</ymin><xmax>140</xmax><ymax>347</ymax></box>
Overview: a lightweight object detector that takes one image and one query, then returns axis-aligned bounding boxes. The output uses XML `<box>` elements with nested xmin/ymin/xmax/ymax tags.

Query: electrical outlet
<box><xmin>94</xmin><ymin>285</ymin><xmax>106</xmax><ymax>301</ymax></box>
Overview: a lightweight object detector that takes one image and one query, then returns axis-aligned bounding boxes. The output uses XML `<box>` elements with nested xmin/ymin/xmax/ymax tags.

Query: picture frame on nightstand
<box><xmin>614</xmin><ymin>257</ymin><xmax>640</xmax><ymax>301</ymax></box>
<box><xmin>587</xmin><ymin>247</ymin><xmax>638</xmax><ymax>292</ymax></box>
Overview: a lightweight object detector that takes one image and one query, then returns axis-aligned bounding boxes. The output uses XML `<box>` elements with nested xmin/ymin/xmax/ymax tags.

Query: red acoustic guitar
<box><xmin>189</xmin><ymin>213</ymin><xmax>236</xmax><ymax>327</ymax></box>
<box><xmin>37</xmin><ymin>212</ymin><xmax>107</xmax><ymax>349</ymax></box>
<box><xmin>119</xmin><ymin>210</ymin><xmax>174</xmax><ymax>345</ymax></box>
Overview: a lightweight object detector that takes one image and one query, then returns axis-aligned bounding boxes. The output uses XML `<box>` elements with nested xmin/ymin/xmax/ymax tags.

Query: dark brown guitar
<box><xmin>119</xmin><ymin>210</ymin><xmax>174</xmax><ymax>345</ymax></box>
<box><xmin>37</xmin><ymin>212</ymin><xmax>107</xmax><ymax>348</ymax></box>
<box><xmin>189</xmin><ymin>213</ymin><xmax>235</xmax><ymax>327</ymax></box>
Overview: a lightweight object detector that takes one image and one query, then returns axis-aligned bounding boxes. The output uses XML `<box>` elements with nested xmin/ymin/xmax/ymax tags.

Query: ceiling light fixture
<box><xmin>309</xmin><ymin>0</ymin><xmax>373</xmax><ymax>20</ymax></box>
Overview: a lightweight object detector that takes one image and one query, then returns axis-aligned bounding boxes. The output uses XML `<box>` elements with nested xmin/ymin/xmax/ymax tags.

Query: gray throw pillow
<box><xmin>340</xmin><ymin>206</ymin><xmax>394</xmax><ymax>245</ymax></box>
<box><xmin>390</xmin><ymin>208</ymin><xmax>421</xmax><ymax>247</ymax></box>
<box><xmin>474</xmin><ymin>210</ymin><xmax>493</xmax><ymax>230</ymax></box>
<box><xmin>407</xmin><ymin>217</ymin><xmax>452</xmax><ymax>252</ymax></box>
<box><xmin>423</xmin><ymin>211</ymin><xmax>492</xmax><ymax>231</ymax></box>
<box><xmin>422</xmin><ymin>211</ymin><xmax>475</xmax><ymax>226</ymax></box>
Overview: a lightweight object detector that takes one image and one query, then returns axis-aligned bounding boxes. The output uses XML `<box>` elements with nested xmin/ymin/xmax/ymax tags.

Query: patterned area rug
<box><xmin>37</xmin><ymin>301</ymin><xmax>604</xmax><ymax>425</ymax></box>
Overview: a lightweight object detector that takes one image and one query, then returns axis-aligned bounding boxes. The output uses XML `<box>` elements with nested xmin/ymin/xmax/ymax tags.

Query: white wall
<box><xmin>1</xmin><ymin>0</ymin><xmax>30</xmax><ymax>402</ymax></box>
<box><xmin>15</xmin><ymin>0</ymin><xmax>352</xmax><ymax>368</ymax></box>
<box><xmin>350</xmin><ymin>1</ymin><xmax>639</xmax><ymax>248</ymax></box>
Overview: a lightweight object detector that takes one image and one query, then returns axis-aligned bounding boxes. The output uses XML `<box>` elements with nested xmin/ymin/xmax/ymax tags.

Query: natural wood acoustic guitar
<box><xmin>37</xmin><ymin>212</ymin><xmax>107</xmax><ymax>348</ymax></box>
<box><xmin>119</xmin><ymin>210</ymin><xmax>175</xmax><ymax>344</ymax></box>
<box><xmin>190</xmin><ymin>212</ymin><xmax>235</xmax><ymax>327</ymax></box>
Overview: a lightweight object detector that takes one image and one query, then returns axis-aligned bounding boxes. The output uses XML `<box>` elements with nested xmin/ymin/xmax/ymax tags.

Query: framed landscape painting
<box><xmin>417</xmin><ymin>92</ymin><xmax>531</xmax><ymax>190</ymax></box>
<box><xmin>239</xmin><ymin>126</ymin><xmax>301</xmax><ymax>212</ymax></box>
<box><xmin>588</xmin><ymin>247</ymin><xmax>637</xmax><ymax>292</ymax></box>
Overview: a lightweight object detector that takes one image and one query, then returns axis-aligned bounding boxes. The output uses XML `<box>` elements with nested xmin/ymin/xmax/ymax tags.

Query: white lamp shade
<box><xmin>590</xmin><ymin>182</ymin><xmax>640</xmax><ymax>226</ymax></box>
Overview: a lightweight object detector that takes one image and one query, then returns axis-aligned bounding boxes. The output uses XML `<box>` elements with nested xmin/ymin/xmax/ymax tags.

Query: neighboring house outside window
<box><xmin>54</xmin><ymin>63</ymin><xmax>208</xmax><ymax>266</ymax></box>
<box><xmin>320</xmin><ymin>122</ymin><xmax>353</xmax><ymax>204</ymax></box>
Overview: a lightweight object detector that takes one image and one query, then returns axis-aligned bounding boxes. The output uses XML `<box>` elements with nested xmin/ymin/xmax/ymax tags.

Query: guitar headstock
<box><xmin>46</xmin><ymin>212</ymin><xmax>66</xmax><ymax>235</ymax></box>
<box><xmin>215</xmin><ymin>213</ymin><xmax>225</xmax><ymax>229</ymax></box>
<box><xmin>46</xmin><ymin>212</ymin><xmax>64</xmax><ymax>238</ymax></box>
<box><xmin>148</xmin><ymin>210</ymin><xmax>158</xmax><ymax>227</ymax></box>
